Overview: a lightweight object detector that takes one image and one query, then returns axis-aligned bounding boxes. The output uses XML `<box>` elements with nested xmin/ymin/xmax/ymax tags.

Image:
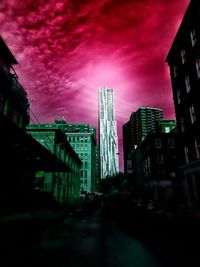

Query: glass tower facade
<box><xmin>98</xmin><ymin>86</ymin><xmax>119</xmax><ymax>178</ymax></box>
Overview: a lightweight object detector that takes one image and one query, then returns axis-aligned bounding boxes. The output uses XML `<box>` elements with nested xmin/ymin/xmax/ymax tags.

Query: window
<box><xmin>181</xmin><ymin>49</ymin><xmax>186</xmax><ymax>64</ymax></box>
<box><xmin>189</xmin><ymin>105</ymin><xmax>196</xmax><ymax>124</ymax></box>
<box><xmin>195</xmin><ymin>138</ymin><xmax>200</xmax><ymax>159</ymax></box>
<box><xmin>185</xmin><ymin>76</ymin><xmax>191</xmax><ymax>93</ymax></box>
<box><xmin>176</xmin><ymin>89</ymin><xmax>181</xmax><ymax>104</ymax></box>
<box><xmin>172</xmin><ymin>65</ymin><xmax>178</xmax><ymax>78</ymax></box>
<box><xmin>184</xmin><ymin>145</ymin><xmax>189</xmax><ymax>163</ymax></box>
<box><xmin>165</xmin><ymin>127</ymin><xmax>170</xmax><ymax>133</ymax></box>
<box><xmin>190</xmin><ymin>29</ymin><xmax>197</xmax><ymax>47</ymax></box>
<box><xmin>168</xmin><ymin>138</ymin><xmax>175</xmax><ymax>148</ymax></box>
<box><xmin>156</xmin><ymin>154</ymin><xmax>164</xmax><ymax>164</ymax></box>
<box><xmin>170</xmin><ymin>172</ymin><xmax>176</xmax><ymax>178</ymax></box>
<box><xmin>196</xmin><ymin>58</ymin><xmax>200</xmax><ymax>78</ymax></box>
<box><xmin>180</xmin><ymin>117</ymin><xmax>185</xmax><ymax>132</ymax></box>
<box><xmin>155</xmin><ymin>138</ymin><xmax>162</xmax><ymax>148</ymax></box>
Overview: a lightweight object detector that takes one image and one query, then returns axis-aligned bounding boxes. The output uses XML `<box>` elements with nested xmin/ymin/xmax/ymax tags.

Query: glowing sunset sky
<box><xmin>0</xmin><ymin>0</ymin><xmax>189</xmax><ymax>169</ymax></box>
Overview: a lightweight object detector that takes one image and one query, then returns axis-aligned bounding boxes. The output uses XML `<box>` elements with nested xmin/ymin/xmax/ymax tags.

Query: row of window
<box><xmin>180</xmin><ymin>29</ymin><xmax>197</xmax><ymax>64</ymax></box>
<box><xmin>76</xmin><ymin>144</ymin><xmax>88</xmax><ymax>148</ymax></box>
<box><xmin>76</xmin><ymin>148</ymin><xmax>88</xmax><ymax>153</ymax></box>
<box><xmin>172</xmin><ymin>28</ymin><xmax>199</xmax><ymax>79</ymax></box>
<box><xmin>154</xmin><ymin>138</ymin><xmax>175</xmax><ymax>148</ymax></box>
<box><xmin>174</xmin><ymin>57</ymin><xmax>200</xmax><ymax>83</ymax></box>
<box><xmin>67</xmin><ymin>136</ymin><xmax>89</xmax><ymax>142</ymax></box>
<box><xmin>184</xmin><ymin>138</ymin><xmax>200</xmax><ymax>163</ymax></box>
<box><xmin>176</xmin><ymin>75</ymin><xmax>191</xmax><ymax>104</ymax></box>
<box><xmin>80</xmin><ymin>170</ymin><xmax>87</xmax><ymax>178</ymax></box>
<box><xmin>180</xmin><ymin>104</ymin><xmax>196</xmax><ymax>132</ymax></box>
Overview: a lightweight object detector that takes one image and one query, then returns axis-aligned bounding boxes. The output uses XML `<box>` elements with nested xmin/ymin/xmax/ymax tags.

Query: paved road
<box><xmin>1</xmin><ymin>207</ymin><xmax>200</xmax><ymax>267</ymax></box>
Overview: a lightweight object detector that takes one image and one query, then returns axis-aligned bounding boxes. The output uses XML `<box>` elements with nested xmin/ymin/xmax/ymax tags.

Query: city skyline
<box><xmin>0</xmin><ymin>0</ymin><xmax>189</xmax><ymax>170</ymax></box>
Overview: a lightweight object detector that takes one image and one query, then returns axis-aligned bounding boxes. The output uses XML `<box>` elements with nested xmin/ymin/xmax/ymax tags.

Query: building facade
<box><xmin>0</xmin><ymin>36</ymin><xmax>71</xmax><ymax>212</ymax></box>
<box><xmin>166</xmin><ymin>0</ymin><xmax>200</xmax><ymax>206</ymax></box>
<box><xmin>123</xmin><ymin>107</ymin><xmax>163</xmax><ymax>175</ymax></box>
<box><xmin>98</xmin><ymin>86</ymin><xmax>119</xmax><ymax>178</ymax></box>
<box><xmin>0</xmin><ymin>36</ymin><xmax>29</xmax><ymax>128</ymax></box>
<box><xmin>54</xmin><ymin>121</ymin><xmax>98</xmax><ymax>194</ymax></box>
<box><xmin>133</xmin><ymin>132</ymin><xmax>178</xmax><ymax>202</ymax></box>
<box><xmin>27</xmin><ymin>124</ymin><xmax>82</xmax><ymax>205</ymax></box>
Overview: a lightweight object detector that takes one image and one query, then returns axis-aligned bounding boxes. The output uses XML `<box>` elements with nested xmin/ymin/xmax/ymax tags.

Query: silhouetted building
<box><xmin>133</xmin><ymin>131</ymin><xmax>178</xmax><ymax>203</ymax></box>
<box><xmin>0</xmin><ymin>36</ymin><xmax>69</xmax><ymax>212</ymax></box>
<box><xmin>27</xmin><ymin>124</ymin><xmax>82</xmax><ymax>205</ymax></box>
<box><xmin>98</xmin><ymin>87</ymin><xmax>119</xmax><ymax>178</ymax></box>
<box><xmin>123</xmin><ymin>107</ymin><xmax>163</xmax><ymax>175</ymax></box>
<box><xmin>166</xmin><ymin>0</ymin><xmax>200</xmax><ymax>206</ymax></box>
<box><xmin>0</xmin><ymin>36</ymin><xmax>29</xmax><ymax>128</ymax></box>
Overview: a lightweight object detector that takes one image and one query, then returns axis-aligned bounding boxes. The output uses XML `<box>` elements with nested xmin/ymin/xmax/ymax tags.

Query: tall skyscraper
<box><xmin>98</xmin><ymin>86</ymin><xmax>119</xmax><ymax>178</ymax></box>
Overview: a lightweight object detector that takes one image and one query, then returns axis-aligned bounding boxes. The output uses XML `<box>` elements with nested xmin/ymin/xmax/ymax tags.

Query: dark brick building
<box><xmin>166</xmin><ymin>0</ymin><xmax>200</xmax><ymax>206</ymax></box>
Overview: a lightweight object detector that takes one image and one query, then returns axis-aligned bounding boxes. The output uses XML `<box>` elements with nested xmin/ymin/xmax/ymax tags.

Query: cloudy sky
<box><xmin>0</xmin><ymin>0</ymin><xmax>189</xmax><ymax>169</ymax></box>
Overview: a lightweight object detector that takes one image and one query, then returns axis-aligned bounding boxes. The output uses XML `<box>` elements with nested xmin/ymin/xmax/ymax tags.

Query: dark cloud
<box><xmin>0</xmin><ymin>0</ymin><xmax>189</xmax><ymax>169</ymax></box>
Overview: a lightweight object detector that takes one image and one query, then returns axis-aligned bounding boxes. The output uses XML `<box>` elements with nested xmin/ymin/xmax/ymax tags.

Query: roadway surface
<box><xmin>1</xmin><ymin>204</ymin><xmax>200</xmax><ymax>267</ymax></box>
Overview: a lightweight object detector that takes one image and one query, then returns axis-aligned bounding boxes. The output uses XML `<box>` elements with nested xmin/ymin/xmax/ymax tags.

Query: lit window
<box><xmin>172</xmin><ymin>65</ymin><xmax>178</xmax><ymax>78</ymax></box>
<box><xmin>155</xmin><ymin>138</ymin><xmax>162</xmax><ymax>148</ymax></box>
<box><xmin>190</xmin><ymin>29</ymin><xmax>197</xmax><ymax>47</ymax></box>
<box><xmin>185</xmin><ymin>76</ymin><xmax>191</xmax><ymax>93</ymax></box>
<box><xmin>189</xmin><ymin>105</ymin><xmax>196</xmax><ymax>124</ymax></box>
<box><xmin>180</xmin><ymin>117</ymin><xmax>185</xmax><ymax>132</ymax></box>
<box><xmin>177</xmin><ymin>89</ymin><xmax>181</xmax><ymax>104</ymax></box>
<box><xmin>184</xmin><ymin>145</ymin><xmax>189</xmax><ymax>163</ymax></box>
<box><xmin>181</xmin><ymin>49</ymin><xmax>186</xmax><ymax>64</ymax></box>
<box><xmin>196</xmin><ymin>58</ymin><xmax>200</xmax><ymax>78</ymax></box>
<box><xmin>195</xmin><ymin>138</ymin><xmax>200</xmax><ymax>159</ymax></box>
<box><xmin>165</xmin><ymin>127</ymin><xmax>170</xmax><ymax>133</ymax></box>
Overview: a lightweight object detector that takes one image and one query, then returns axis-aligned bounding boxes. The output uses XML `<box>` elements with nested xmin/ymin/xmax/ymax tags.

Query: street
<box><xmin>1</xmin><ymin>203</ymin><xmax>200</xmax><ymax>267</ymax></box>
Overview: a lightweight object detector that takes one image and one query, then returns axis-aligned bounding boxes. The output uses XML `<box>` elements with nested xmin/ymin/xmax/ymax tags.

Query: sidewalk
<box><xmin>0</xmin><ymin>210</ymin><xmax>68</xmax><ymax>248</ymax></box>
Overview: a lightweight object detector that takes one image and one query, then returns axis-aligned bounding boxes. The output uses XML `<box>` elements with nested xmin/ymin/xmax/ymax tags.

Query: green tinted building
<box><xmin>55</xmin><ymin>121</ymin><xmax>98</xmax><ymax>195</ymax></box>
<box><xmin>123</xmin><ymin>107</ymin><xmax>163</xmax><ymax>174</ymax></box>
<box><xmin>27</xmin><ymin>124</ymin><xmax>82</xmax><ymax>205</ymax></box>
<box><xmin>155</xmin><ymin>120</ymin><xmax>176</xmax><ymax>133</ymax></box>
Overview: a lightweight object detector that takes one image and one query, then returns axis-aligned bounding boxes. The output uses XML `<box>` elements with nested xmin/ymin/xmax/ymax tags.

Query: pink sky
<box><xmin>0</xmin><ymin>0</ymin><xmax>189</xmax><ymax>170</ymax></box>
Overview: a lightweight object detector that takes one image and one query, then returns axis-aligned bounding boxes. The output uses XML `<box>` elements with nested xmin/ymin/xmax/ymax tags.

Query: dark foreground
<box><xmin>0</xmin><ymin>201</ymin><xmax>200</xmax><ymax>267</ymax></box>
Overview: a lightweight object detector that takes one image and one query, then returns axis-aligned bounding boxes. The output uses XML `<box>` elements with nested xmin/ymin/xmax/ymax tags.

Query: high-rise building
<box><xmin>98</xmin><ymin>86</ymin><xmax>119</xmax><ymax>178</ymax></box>
<box><xmin>166</xmin><ymin>0</ymin><xmax>200</xmax><ymax>206</ymax></box>
<box><xmin>123</xmin><ymin>107</ymin><xmax>163</xmax><ymax>173</ymax></box>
